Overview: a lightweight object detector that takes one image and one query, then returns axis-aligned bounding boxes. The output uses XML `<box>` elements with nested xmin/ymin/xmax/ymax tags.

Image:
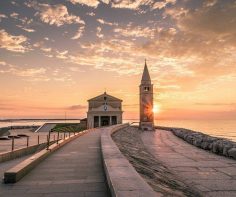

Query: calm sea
<box><xmin>126</xmin><ymin>119</ymin><xmax>236</xmax><ymax>142</ymax></box>
<box><xmin>1</xmin><ymin>119</ymin><xmax>235</xmax><ymax>142</ymax></box>
<box><xmin>156</xmin><ymin>119</ymin><xmax>236</xmax><ymax>142</ymax></box>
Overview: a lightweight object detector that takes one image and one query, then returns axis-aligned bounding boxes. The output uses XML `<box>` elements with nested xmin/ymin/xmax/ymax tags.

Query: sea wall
<box><xmin>156</xmin><ymin>126</ymin><xmax>236</xmax><ymax>160</ymax></box>
<box><xmin>0</xmin><ymin>126</ymin><xmax>39</xmax><ymax>136</ymax></box>
<box><xmin>0</xmin><ymin>127</ymin><xmax>10</xmax><ymax>137</ymax></box>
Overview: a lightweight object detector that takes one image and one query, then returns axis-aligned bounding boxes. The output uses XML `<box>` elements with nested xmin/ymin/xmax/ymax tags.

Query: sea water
<box><xmin>156</xmin><ymin>119</ymin><xmax>236</xmax><ymax>142</ymax></box>
<box><xmin>0</xmin><ymin>119</ymin><xmax>235</xmax><ymax>141</ymax></box>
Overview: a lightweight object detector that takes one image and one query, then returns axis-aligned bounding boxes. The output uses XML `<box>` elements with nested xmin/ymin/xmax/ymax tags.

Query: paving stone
<box><xmin>206</xmin><ymin>191</ymin><xmax>236</xmax><ymax>197</ymax></box>
<box><xmin>44</xmin><ymin>192</ymin><xmax>85</xmax><ymax>197</ymax></box>
<box><xmin>178</xmin><ymin>171</ymin><xmax>231</xmax><ymax>180</ymax></box>
<box><xmin>193</xmin><ymin>184</ymin><xmax>211</xmax><ymax>192</ymax></box>
<box><xmin>85</xmin><ymin>191</ymin><xmax>109</xmax><ymax>197</ymax></box>
<box><xmin>215</xmin><ymin>166</ymin><xmax>236</xmax><ymax>176</ymax></box>
<box><xmin>170</xmin><ymin>166</ymin><xmax>198</xmax><ymax>172</ymax></box>
<box><xmin>116</xmin><ymin>190</ymin><xmax>163</xmax><ymax>197</ymax></box>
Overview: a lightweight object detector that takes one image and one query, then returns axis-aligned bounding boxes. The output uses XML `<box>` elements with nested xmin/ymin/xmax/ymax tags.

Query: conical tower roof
<box><xmin>141</xmin><ymin>60</ymin><xmax>151</xmax><ymax>83</ymax></box>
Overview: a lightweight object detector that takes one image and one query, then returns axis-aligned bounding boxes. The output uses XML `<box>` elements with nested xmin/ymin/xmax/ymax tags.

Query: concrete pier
<box><xmin>142</xmin><ymin>129</ymin><xmax>236</xmax><ymax>197</ymax></box>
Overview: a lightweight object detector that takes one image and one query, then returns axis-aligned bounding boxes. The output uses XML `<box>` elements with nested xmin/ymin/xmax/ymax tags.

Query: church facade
<box><xmin>87</xmin><ymin>92</ymin><xmax>123</xmax><ymax>129</ymax></box>
<box><xmin>139</xmin><ymin>60</ymin><xmax>154</xmax><ymax>131</ymax></box>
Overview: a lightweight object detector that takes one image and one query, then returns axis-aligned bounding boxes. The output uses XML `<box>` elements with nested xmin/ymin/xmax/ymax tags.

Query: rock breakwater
<box><xmin>156</xmin><ymin>126</ymin><xmax>236</xmax><ymax>160</ymax></box>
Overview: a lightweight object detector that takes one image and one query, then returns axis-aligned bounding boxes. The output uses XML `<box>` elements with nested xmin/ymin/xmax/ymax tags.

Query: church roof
<box><xmin>141</xmin><ymin>60</ymin><xmax>151</xmax><ymax>83</ymax></box>
<box><xmin>87</xmin><ymin>92</ymin><xmax>122</xmax><ymax>102</ymax></box>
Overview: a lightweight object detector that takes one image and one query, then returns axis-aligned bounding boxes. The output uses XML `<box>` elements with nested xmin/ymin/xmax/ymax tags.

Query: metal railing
<box><xmin>3</xmin><ymin>130</ymin><xmax>81</xmax><ymax>153</ymax></box>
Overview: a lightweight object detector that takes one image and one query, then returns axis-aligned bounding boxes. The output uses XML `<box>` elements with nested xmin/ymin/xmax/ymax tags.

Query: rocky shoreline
<box><xmin>112</xmin><ymin>126</ymin><xmax>201</xmax><ymax>197</ymax></box>
<box><xmin>156</xmin><ymin>126</ymin><xmax>236</xmax><ymax>160</ymax></box>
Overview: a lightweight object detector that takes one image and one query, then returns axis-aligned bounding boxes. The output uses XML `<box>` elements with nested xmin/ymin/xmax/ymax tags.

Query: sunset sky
<box><xmin>0</xmin><ymin>0</ymin><xmax>236</xmax><ymax>120</ymax></box>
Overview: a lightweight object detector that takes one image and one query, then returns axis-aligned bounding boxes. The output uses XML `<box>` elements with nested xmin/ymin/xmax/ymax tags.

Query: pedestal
<box><xmin>139</xmin><ymin>122</ymin><xmax>154</xmax><ymax>131</ymax></box>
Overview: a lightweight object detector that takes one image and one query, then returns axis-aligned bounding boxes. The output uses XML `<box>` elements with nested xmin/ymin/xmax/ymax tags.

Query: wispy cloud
<box><xmin>0</xmin><ymin>13</ymin><xmax>8</xmax><ymax>21</ymax></box>
<box><xmin>56</xmin><ymin>50</ymin><xmax>69</xmax><ymax>59</ymax></box>
<box><xmin>71</xmin><ymin>26</ymin><xmax>85</xmax><ymax>40</ymax></box>
<box><xmin>16</xmin><ymin>25</ymin><xmax>35</xmax><ymax>32</ymax></box>
<box><xmin>10</xmin><ymin>12</ymin><xmax>19</xmax><ymax>19</ymax></box>
<box><xmin>114</xmin><ymin>25</ymin><xmax>157</xmax><ymax>38</ymax></box>
<box><xmin>34</xmin><ymin>3</ymin><xmax>85</xmax><ymax>26</ymax></box>
<box><xmin>0</xmin><ymin>61</ymin><xmax>46</xmax><ymax>77</ymax></box>
<box><xmin>68</xmin><ymin>0</ymin><xmax>100</xmax><ymax>8</ymax></box>
<box><xmin>67</xmin><ymin>105</ymin><xmax>87</xmax><ymax>110</ymax></box>
<box><xmin>41</xmin><ymin>47</ymin><xmax>52</xmax><ymax>52</ymax></box>
<box><xmin>96</xmin><ymin>27</ymin><xmax>104</xmax><ymax>38</ymax></box>
<box><xmin>0</xmin><ymin>29</ymin><xmax>29</xmax><ymax>53</ymax></box>
<box><xmin>152</xmin><ymin>0</ymin><xmax>176</xmax><ymax>10</ymax></box>
<box><xmin>97</xmin><ymin>18</ymin><xmax>116</xmax><ymax>26</ymax></box>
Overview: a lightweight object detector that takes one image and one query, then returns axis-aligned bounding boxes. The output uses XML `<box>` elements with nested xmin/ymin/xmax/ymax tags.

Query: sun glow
<box><xmin>152</xmin><ymin>104</ymin><xmax>160</xmax><ymax>113</ymax></box>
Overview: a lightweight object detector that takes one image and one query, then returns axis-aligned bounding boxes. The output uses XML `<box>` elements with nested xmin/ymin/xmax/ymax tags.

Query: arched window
<box><xmin>144</xmin><ymin>87</ymin><xmax>149</xmax><ymax>91</ymax></box>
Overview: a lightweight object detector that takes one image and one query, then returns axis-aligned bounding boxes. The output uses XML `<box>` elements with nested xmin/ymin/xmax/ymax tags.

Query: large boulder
<box><xmin>228</xmin><ymin>148</ymin><xmax>236</xmax><ymax>159</ymax></box>
<box><xmin>193</xmin><ymin>138</ymin><xmax>202</xmax><ymax>147</ymax></box>
<box><xmin>223</xmin><ymin>144</ymin><xmax>233</xmax><ymax>156</ymax></box>
<box><xmin>201</xmin><ymin>141</ymin><xmax>210</xmax><ymax>150</ymax></box>
<box><xmin>212</xmin><ymin>141</ymin><xmax>219</xmax><ymax>153</ymax></box>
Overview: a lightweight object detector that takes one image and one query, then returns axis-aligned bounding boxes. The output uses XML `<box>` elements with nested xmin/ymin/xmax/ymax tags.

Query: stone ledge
<box><xmin>0</xmin><ymin>141</ymin><xmax>56</xmax><ymax>163</ymax></box>
<box><xmin>3</xmin><ymin>130</ymin><xmax>89</xmax><ymax>183</ymax></box>
<box><xmin>101</xmin><ymin>124</ymin><xmax>157</xmax><ymax>197</ymax></box>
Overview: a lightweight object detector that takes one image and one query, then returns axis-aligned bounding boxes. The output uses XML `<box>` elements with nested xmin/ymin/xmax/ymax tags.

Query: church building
<box><xmin>139</xmin><ymin>60</ymin><xmax>154</xmax><ymax>130</ymax></box>
<box><xmin>87</xmin><ymin>92</ymin><xmax>123</xmax><ymax>129</ymax></box>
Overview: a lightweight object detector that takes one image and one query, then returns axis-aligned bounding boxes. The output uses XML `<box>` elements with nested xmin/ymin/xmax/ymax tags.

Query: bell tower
<box><xmin>139</xmin><ymin>60</ymin><xmax>154</xmax><ymax>131</ymax></box>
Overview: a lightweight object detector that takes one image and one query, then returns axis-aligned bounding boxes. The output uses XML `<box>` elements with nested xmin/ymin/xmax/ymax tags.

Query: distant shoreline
<box><xmin>0</xmin><ymin>119</ymin><xmax>81</xmax><ymax>122</ymax></box>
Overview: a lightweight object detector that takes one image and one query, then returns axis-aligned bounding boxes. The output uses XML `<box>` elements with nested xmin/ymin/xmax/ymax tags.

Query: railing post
<box><xmin>46</xmin><ymin>135</ymin><xmax>49</xmax><ymax>150</ymax></box>
<box><xmin>38</xmin><ymin>135</ymin><xmax>39</xmax><ymax>145</ymax></box>
<box><xmin>57</xmin><ymin>131</ymin><xmax>59</xmax><ymax>144</ymax></box>
<box><xmin>11</xmin><ymin>137</ymin><xmax>14</xmax><ymax>151</ymax></box>
<box><xmin>54</xmin><ymin>135</ymin><xmax>55</xmax><ymax>141</ymax></box>
<box><xmin>27</xmin><ymin>136</ymin><xmax>29</xmax><ymax>147</ymax></box>
<box><xmin>64</xmin><ymin>132</ymin><xmax>65</xmax><ymax>139</ymax></box>
<box><xmin>69</xmin><ymin>131</ymin><xmax>70</xmax><ymax>138</ymax></box>
<box><xmin>48</xmin><ymin>129</ymin><xmax>51</xmax><ymax>143</ymax></box>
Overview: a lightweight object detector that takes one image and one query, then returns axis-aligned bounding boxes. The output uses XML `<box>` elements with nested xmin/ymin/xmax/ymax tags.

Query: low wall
<box><xmin>101</xmin><ymin>124</ymin><xmax>157</xmax><ymax>197</ymax></box>
<box><xmin>156</xmin><ymin>126</ymin><xmax>236</xmax><ymax>160</ymax></box>
<box><xmin>0</xmin><ymin>141</ymin><xmax>55</xmax><ymax>163</ymax></box>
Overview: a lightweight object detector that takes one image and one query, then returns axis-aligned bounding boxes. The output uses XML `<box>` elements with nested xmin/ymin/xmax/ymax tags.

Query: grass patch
<box><xmin>52</xmin><ymin>123</ymin><xmax>85</xmax><ymax>133</ymax></box>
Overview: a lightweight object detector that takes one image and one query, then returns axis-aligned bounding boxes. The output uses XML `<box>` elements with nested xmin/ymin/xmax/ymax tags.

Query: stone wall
<box><xmin>156</xmin><ymin>126</ymin><xmax>236</xmax><ymax>160</ymax></box>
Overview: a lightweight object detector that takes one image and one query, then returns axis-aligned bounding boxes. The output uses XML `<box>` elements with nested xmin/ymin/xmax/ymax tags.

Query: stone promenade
<box><xmin>142</xmin><ymin>129</ymin><xmax>236</xmax><ymax>197</ymax></box>
<box><xmin>0</xmin><ymin>128</ymin><xmax>110</xmax><ymax>197</ymax></box>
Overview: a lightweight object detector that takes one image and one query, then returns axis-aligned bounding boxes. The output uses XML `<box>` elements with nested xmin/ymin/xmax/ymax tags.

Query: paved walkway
<box><xmin>0</xmin><ymin>128</ymin><xmax>110</xmax><ymax>197</ymax></box>
<box><xmin>142</xmin><ymin>129</ymin><xmax>236</xmax><ymax>197</ymax></box>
